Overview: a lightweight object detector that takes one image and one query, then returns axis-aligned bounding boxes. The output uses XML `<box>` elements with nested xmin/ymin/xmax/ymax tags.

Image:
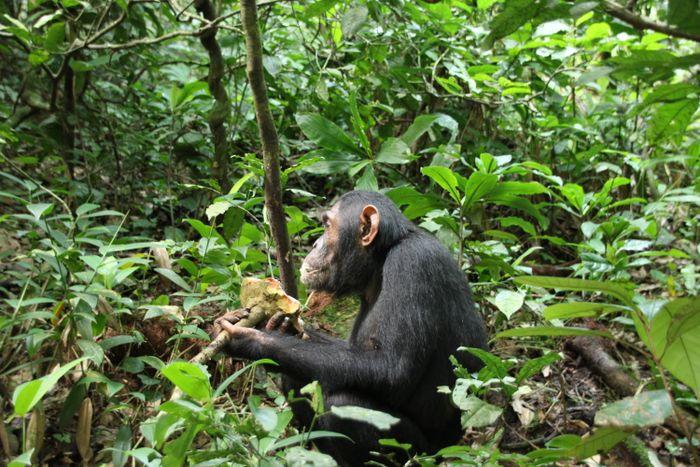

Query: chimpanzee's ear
<box><xmin>359</xmin><ymin>204</ymin><xmax>380</xmax><ymax>247</ymax></box>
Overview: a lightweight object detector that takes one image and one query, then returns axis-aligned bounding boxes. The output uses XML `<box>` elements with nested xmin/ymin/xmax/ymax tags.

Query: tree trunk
<box><xmin>195</xmin><ymin>0</ymin><xmax>231</xmax><ymax>193</ymax></box>
<box><xmin>240</xmin><ymin>0</ymin><xmax>297</xmax><ymax>298</ymax></box>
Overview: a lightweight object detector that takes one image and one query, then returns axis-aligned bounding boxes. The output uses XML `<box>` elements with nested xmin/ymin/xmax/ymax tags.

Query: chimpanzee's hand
<box><xmin>265</xmin><ymin>312</ymin><xmax>304</xmax><ymax>337</ymax></box>
<box><xmin>211</xmin><ymin>308</ymin><xmax>250</xmax><ymax>338</ymax></box>
<box><xmin>217</xmin><ymin>318</ymin><xmax>271</xmax><ymax>359</ymax></box>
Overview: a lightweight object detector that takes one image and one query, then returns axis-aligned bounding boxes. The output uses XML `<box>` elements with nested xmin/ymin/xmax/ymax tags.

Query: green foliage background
<box><xmin>0</xmin><ymin>0</ymin><xmax>698</xmax><ymax>465</ymax></box>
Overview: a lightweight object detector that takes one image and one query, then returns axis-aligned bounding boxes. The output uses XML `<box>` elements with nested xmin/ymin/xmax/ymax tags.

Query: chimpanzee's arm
<box><xmin>225</xmin><ymin>328</ymin><xmax>424</xmax><ymax>401</ymax></box>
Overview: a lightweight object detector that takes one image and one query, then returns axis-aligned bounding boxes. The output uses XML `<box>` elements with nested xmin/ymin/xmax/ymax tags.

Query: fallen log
<box><xmin>567</xmin><ymin>335</ymin><xmax>699</xmax><ymax>439</ymax></box>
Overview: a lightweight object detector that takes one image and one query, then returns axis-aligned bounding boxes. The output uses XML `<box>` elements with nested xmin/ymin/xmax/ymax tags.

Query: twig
<box><xmin>601</xmin><ymin>1</ymin><xmax>700</xmax><ymax>43</ymax></box>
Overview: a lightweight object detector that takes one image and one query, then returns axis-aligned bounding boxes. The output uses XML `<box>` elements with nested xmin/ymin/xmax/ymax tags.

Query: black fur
<box><xmin>225</xmin><ymin>191</ymin><xmax>488</xmax><ymax>465</ymax></box>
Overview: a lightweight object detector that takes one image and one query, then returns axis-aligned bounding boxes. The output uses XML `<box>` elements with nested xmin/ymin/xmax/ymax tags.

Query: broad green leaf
<box><xmin>355</xmin><ymin>165</ymin><xmax>378</xmax><ymax>191</ymax></box>
<box><xmin>499</xmin><ymin>216</ymin><xmax>536</xmax><ymax>236</ymax></box>
<box><xmin>487</xmin><ymin>181</ymin><xmax>547</xmax><ymax>198</ymax></box>
<box><xmin>560</xmin><ymin>183</ymin><xmax>585</xmax><ymax>212</ymax></box>
<box><xmin>530</xmin><ymin>427</ymin><xmax>629</xmax><ymax>461</ymax></box>
<box><xmin>583</xmin><ymin>22</ymin><xmax>611</xmax><ymax>41</ymax></box>
<box><xmin>169</xmin><ymin>81</ymin><xmax>208</xmax><ymax>111</ymax></box>
<box><xmin>112</xmin><ymin>425</ymin><xmax>132</xmax><ymax>467</ymax></box>
<box><xmin>496</xmin><ymin>326</ymin><xmax>612</xmax><ymax>339</ymax></box>
<box><xmin>154</xmin><ymin>268</ymin><xmax>192</xmax><ymax>292</ymax></box>
<box><xmin>349</xmin><ymin>91</ymin><xmax>370</xmax><ymax>154</ymax></box>
<box><xmin>295</xmin><ymin>113</ymin><xmax>358</xmax><ymax>154</ymax></box>
<box><xmin>304</xmin><ymin>0</ymin><xmax>338</xmax><ymax>17</ymax></box>
<box><xmin>7</xmin><ymin>450</ymin><xmax>33</xmax><ymax>467</ymax></box>
<box><xmin>161</xmin><ymin>361</ymin><xmax>211</xmax><ymax>402</ymax></box>
<box><xmin>461</xmin><ymin>172</ymin><xmax>498</xmax><ymax>211</ymax></box>
<box><xmin>341</xmin><ymin>5</ymin><xmax>368</xmax><ymax>38</ymax></box>
<box><xmin>285</xmin><ymin>447</ymin><xmax>337</xmax><ymax>467</ymax></box>
<box><xmin>543</xmin><ymin>302</ymin><xmax>627</xmax><ymax>320</ymax></box>
<box><xmin>229</xmin><ymin>172</ymin><xmax>255</xmax><ymax>194</ymax></box>
<box><xmin>13</xmin><ymin>358</ymin><xmax>87</xmax><ymax>415</ymax></box>
<box><xmin>421</xmin><ymin>166</ymin><xmax>460</xmax><ymax>203</ymax></box>
<box><xmin>516</xmin><ymin>352</ymin><xmax>560</xmax><ymax>383</ymax></box>
<box><xmin>648</xmin><ymin>297</ymin><xmax>700</xmax><ymax>397</ymax></box>
<box><xmin>595</xmin><ymin>390</ymin><xmax>673</xmax><ymax>428</ymax></box>
<box><xmin>637</xmin><ymin>83</ymin><xmax>698</xmax><ymax>112</ymax></box>
<box><xmin>492</xmin><ymin>289</ymin><xmax>524</xmax><ymax>319</ymax></box>
<box><xmin>44</xmin><ymin>21</ymin><xmax>65</xmax><ymax>51</ymax></box>
<box><xmin>301</xmin><ymin>380</ymin><xmax>325</xmax><ymax>415</ymax></box>
<box><xmin>514</xmin><ymin>276</ymin><xmax>634</xmax><ymax>306</ymax></box>
<box><xmin>205</xmin><ymin>201</ymin><xmax>231</xmax><ymax>220</ymax></box>
<box><xmin>485</xmin><ymin>0</ymin><xmax>541</xmax><ymax>45</ymax></box>
<box><xmin>400</xmin><ymin>114</ymin><xmax>439</xmax><ymax>146</ymax></box>
<box><xmin>375</xmin><ymin>138</ymin><xmax>411</xmax><ymax>164</ymax></box>
<box><xmin>330</xmin><ymin>405</ymin><xmax>400</xmax><ymax>430</ymax></box>
<box><xmin>566</xmin><ymin>427</ymin><xmax>630</xmax><ymax>460</ymax></box>
<box><xmin>27</xmin><ymin>202</ymin><xmax>53</xmax><ymax>220</ymax></box>
<box><xmin>454</xmin><ymin>395</ymin><xmax>502</xmax><ymax>428</ymax></box>
<box><xmin>647</xmin><ymin>99</ymin><xmax>699</xmax><ymax>143</ymax></box>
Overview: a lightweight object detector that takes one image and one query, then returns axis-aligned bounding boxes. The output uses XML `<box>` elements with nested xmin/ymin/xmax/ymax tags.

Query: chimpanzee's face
<box><xmin>300</xmin><ymin>201</ymin><xmax>380</xmax><ymax>295</ymax></box>
<box><xmin>300</xmin><ymin>204</ymin><xmax>339</xmax><ymax>291</ymax></box>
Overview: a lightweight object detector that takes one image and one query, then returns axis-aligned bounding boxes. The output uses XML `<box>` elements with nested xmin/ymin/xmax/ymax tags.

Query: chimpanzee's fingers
<box><xmin>265</xmin><ymin>312</ymin><xmax>286</xmax><ymax>331</ymax></box>
<box><xmin>223</xmin><ymin>308</ymin><xmax>250</xmax><ymax>324</ymax></box>
<box><xmin>278</xmin><ymin>317</ymin><xmax>292</xmax><ymax>334</ymax></box>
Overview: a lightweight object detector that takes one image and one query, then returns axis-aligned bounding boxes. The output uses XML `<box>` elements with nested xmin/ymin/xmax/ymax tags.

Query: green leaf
<box><xmin>485</xmin><ymin>0</ymin><xmax>542</xmax><ymax>45</ymax></box>
<box><xmin>583</xmin><ymin>22</ymin><xmax>611</xmax><ymax>41</ymax></box>
<box><xmin>516</xmin><ymin>352</ymin><xmax>561</xmax><ymax>383</ymax></box>
<box><xmin>161</xmin><ymin>361</ymin><xmax>211</xmax><ymax>402</ymax></box>
<box><xmin>349</xmin><ymin>90</ymin><xmax>370</xmax><ymax>155</ymax></box>
<box><xmin>400</xmin><ymin>114</ymin><xmax>439</xmax><ymax>146</ymax></box>
<box><xmin>341</xmin><ymin>5</ymin><xmax>368</xmax><ymax>38</ymax></box>
<box><xmin>169</xmin><ymin>81</ymin><xmax>208</xmax><ymax>111</ymax></box>
<box><xmin>421</xmin><ymin>166</ymin><xmax>460</xmax><ymax>203</ymax></box>
<box><xmin>492</xmin><ymin>289</ymin><xmax>524</xmax><ymax>319</ymax></box>
<box><xmin>496</xmin><ymin>326</ymin><xmax>612</xmax><ymax>339</ymax></box>
<box><xmin>7</xmin><ymin>450</ymin><xmax>33</xmax><ymax>467</ymax></box>
<box><xmin>295</xmin><ymin>113</ymin><xmax>358</xmax><ymax>154</ymax></box>
<box><xmin>154</xmin><ymin>268</ymin><xmax>192</xmax><ymax>292</ymax></box>
<box><xmin>44</xmin><ymin>21</ymin><xmax>65</xmax><ymax>51</ymax></box>
<box><xmin>487</xmin><ymin>181</ymin><xmax>548</xmax><ymax>198</ymax></box>
<box><xmin>305</xmin><ymin>0</ymin><xmax>338</xmax><ymax>17</ymax></box>
<box><xmin>514</xmin><ymin>276</ymin><xmax>634</xmax><ymax>306</ymax></box>
<box><xmin>285</xmin><ymin>447</ymin><xmax>337</xmax><ymax>466</ymax></box>
<box><xmin>355</xmin><ymin>165</ymin><xmax>378</xmax><ymax>191</ymax></box>
<box><xmin>26</xmin><ymin>202</ymin><xmax>53</xmax><ymax>220</ymax></box>
<box><xmin>566</xmin><ymin>427</ymin><xmax>630</xmax><ymax>460</ymax></box>
<box><xmin>543</xmin><ymin>302</ymin><xmax>627</xmax><ymax>320</ymax></box>
<box><xmin>637</xmin><ymin>83</ymin><xmax>698</xmax><ymax>112</ymax></box>
<box><xmin>530</xmin><ymin>427</ymin><xmax>630</xmax><ymax>461</ymax></box>
<box><xmin>375</xmin><ymin>138</ymin><xmax>411</xmax><ymax>164</ymax></box>
<box><xmin>454</xmin><ymin>395</ymin><xmax>502</xmax><ymax>428</ymax></box>
<box><xmin>461</xmin><ymin>172</ymin><xmax>498</xmax><ymax>211</ymax></box>
<box><xmin>647</xmin><ymin>99</ymin><xmax>699</xmax><ymax>143</ymax></box>
<box><xmin>595</xmin><ymin>390</ymin><xmax>673</xmax><ymax>428</ymax></box>
<box><xmin>330</xmin><ymin>405</ymin><xmax>400</xmax><ymax>430</ymax></box>
<box><xmin>13</xmin><ymin>358</ymin><xmax>87</xmax><ymax>416</ymax></box>
<box><xmin>648</xmin><ymin>297</ymin><xmax>700</xmax><ymax>397</ymax></box>
<box><xmin>205</xmin><ymin>201</ymin><xmax>231</xmax><ymax>220</ymax></box>
<box><xmin>112</xmin><ymin>425</ymin><xmax>132</xmax><ymax>467</ymax></box>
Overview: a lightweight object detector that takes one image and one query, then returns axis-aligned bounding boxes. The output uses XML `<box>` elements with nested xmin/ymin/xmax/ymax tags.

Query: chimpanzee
<box><xmin>214</xmin><ymin>190</ymin><xmax>488</xmax><ymax>465</ymax></box>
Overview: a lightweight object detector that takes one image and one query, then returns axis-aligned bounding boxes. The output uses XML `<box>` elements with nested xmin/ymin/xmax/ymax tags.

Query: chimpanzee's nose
<box><xmin>313</xmin><ymin>237</ymin><xmax>323</xmax><ymax>249</ymax></box>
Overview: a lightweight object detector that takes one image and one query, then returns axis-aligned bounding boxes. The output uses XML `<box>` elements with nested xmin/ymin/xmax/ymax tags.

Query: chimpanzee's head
<box><xmin>300</xmin><ymin>191</ymin><xmax>413</xmax><ymax>295</ymax></box>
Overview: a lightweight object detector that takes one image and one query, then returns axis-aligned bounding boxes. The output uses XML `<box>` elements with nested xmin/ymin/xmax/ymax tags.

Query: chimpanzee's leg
<box><xmin>314</xmin><ymin>391</ymin><xmax>429</xmax><ymax>467</ymax></box>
